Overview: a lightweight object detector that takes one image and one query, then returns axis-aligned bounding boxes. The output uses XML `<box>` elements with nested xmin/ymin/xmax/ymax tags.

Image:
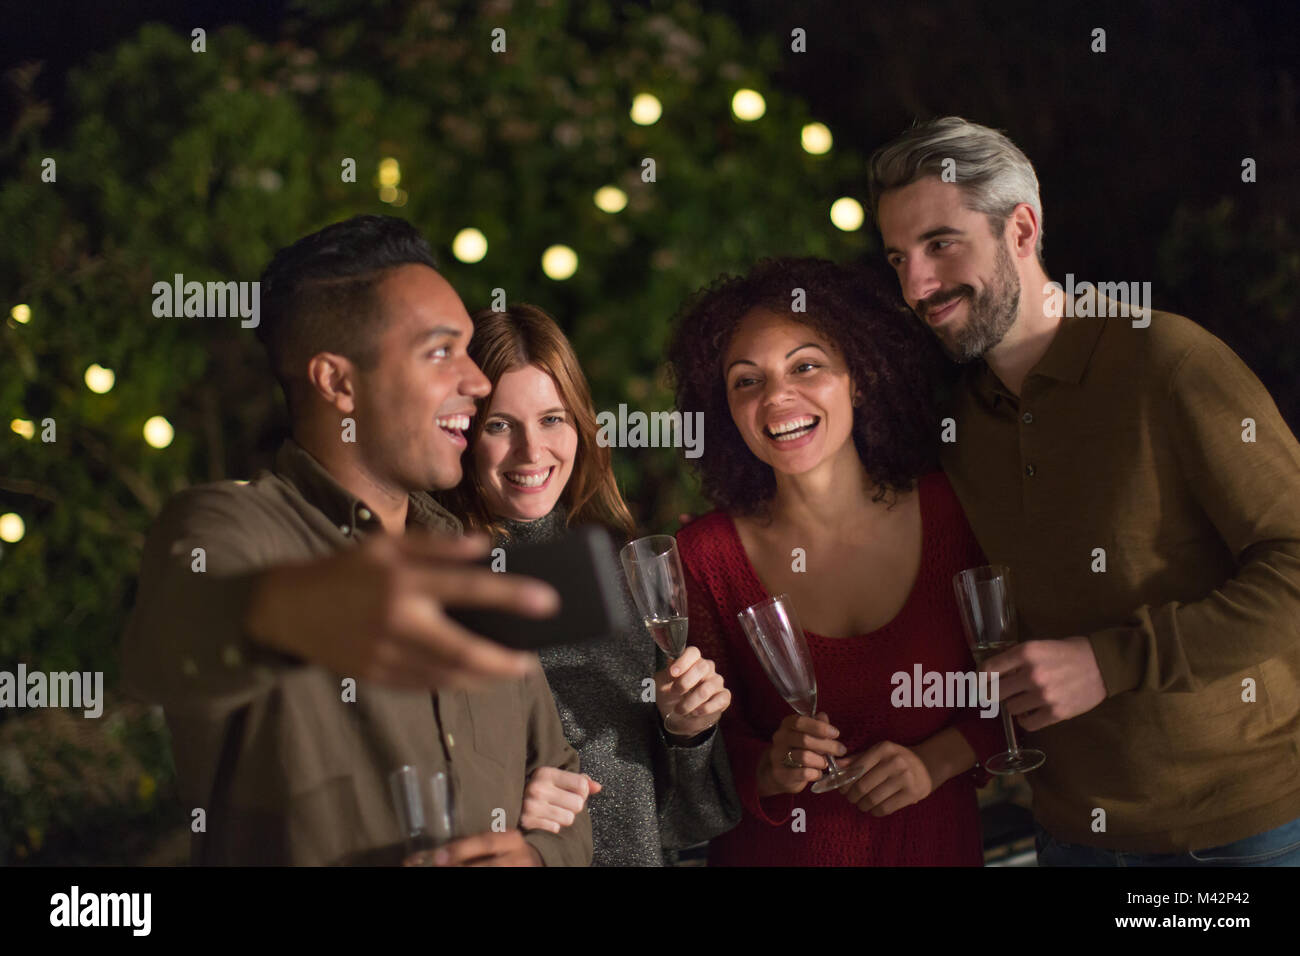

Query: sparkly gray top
<box><xmin>498</xmin><ymin>505</ymin><xmax>741</xmax><ymax>866</ymax></box>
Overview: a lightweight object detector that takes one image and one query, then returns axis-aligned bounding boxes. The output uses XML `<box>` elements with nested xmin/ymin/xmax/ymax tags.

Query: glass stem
<box><xmin>663</xmin><ymin>651</ymin><xmax>680</xmax><ymax>735</ymax></box>
<box><xmin>1000</xmin><ymin>708</ymin><xmax>1022</xmax><ymax>756</ymax></box>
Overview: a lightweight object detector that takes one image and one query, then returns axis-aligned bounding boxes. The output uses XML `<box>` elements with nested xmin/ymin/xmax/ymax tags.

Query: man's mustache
<box><xmin>918</xmin><ymin>286</ymin><xmax>972</xmax><ymax>319</ymax></box>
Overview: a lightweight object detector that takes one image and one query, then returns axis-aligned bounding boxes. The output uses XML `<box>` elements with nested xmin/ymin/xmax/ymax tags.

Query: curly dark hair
<box><xmin>666</xmin><ymin>256</ymin><xmax>945</xmax><ymax>518</ymax></box>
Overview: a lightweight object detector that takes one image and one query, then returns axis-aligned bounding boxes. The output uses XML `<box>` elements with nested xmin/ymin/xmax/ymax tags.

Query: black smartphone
<box><xmin>446</xmin><ymin>524</ymin><xmax>632</xmax><ymax>650</ymax></box>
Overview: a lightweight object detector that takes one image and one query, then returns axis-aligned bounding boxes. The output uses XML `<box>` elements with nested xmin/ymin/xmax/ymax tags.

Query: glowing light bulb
<box><xmin>541</xmin><ymin>245</ymin><xmax>578</xmax><ymax>280</ymax></box>
<box><xmin>630</xmin><ymin>93</ymin><xmax>662</xmax><ymax>126</ymax></box>
<box><xmin>452</xmin><ymin>228</ymin><xmax>488</xmax><ymax>263</ymax></box>
<box><xmin>594</xmin><ymin>186</ymin><xmax>628</xmax><ymax>214</ymax></box>
<box><xmin>85</xmin><ymin>364</ymin><xmax>115</xmax><ymax>394</ymax></box>
<box><xmin>143</xmin><ymin>415</ymin><xmax>174</xmax><ymax>449</ymax></box>
<box><xmin>801</xmin><ymin>122</ymin><xmax>832</xmax><ymax>155</ymax></box>
<box><xmin>731</xmin><ymin>89</ymin><xmax>766</xmax><ymax>121</ymax></box>
<box><xmin>0</xmin><ymin>513</ymin><xmax>24</xmax><ymax>543</ymax></box>
<box><xmin>830</xmin><ymin>197</ymin><xmax>864</xmax><ymax>232</ymax></box>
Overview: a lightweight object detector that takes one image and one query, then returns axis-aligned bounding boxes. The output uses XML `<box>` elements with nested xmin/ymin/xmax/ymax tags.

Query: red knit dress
<box><xmin>678</xmin><ymin>470</ymin><xmax>1004</xmax><ymax>866</ymax></box>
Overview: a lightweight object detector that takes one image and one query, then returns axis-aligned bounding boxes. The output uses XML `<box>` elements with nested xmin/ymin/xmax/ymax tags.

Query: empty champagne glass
<box><xmin>952</xmin><ymin>565</ymin><xmax>1046</xmax><ymax>775</ymax></box>
<box><xmin>388</xmin><ymin>766</ymin><xmax>456</xmax><ymax>865</ymax></box>
<box><xmin>737</xmin><ymin>594</ymin><xmax>867</xmax><ymax>794</ymax></box>
<box><xmin>620</xmin><ymin>535</ymin><xmax>690</xmax><ymax>661</ymax></box>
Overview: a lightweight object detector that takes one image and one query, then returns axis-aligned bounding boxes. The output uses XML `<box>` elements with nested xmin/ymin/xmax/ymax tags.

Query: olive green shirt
<box><xmin>942</xmin><ymin>303</ymin><xmax>1300</xmax><ymax>853</ymax></box>
<box><xmin>122</xmin><ymin>439</ymin><xmax>592</xmax><ymax>866</ymax></box>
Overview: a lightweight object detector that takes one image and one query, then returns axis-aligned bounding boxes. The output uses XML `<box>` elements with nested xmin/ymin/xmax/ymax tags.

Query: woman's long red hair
<box><xmin>440</xmin><ymin>303</ymin><xmax>637</xmax><ymax>542</ymax></box>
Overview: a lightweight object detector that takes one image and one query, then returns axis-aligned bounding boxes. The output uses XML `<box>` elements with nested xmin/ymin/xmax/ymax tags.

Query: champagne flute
<box><xmin>620</xmin><ymin>534</ymin><xmax>691</xmax><ymax>734</ymax></box>
<box><xmin>737</xmin><ymin>594</ymin><xmax>867</xmax><ymax>794</ymax></box>
<box><xmin>619</xmin><ymin>535</ymin><xmax>690</xmax><ymax>661</ymax></box>
<box><xmin>952</xmin><ymin>565</ymin><xmax>1046</xmax><ymax>775</ymax></box>
<box><xmin>388</xmin><ymin>766</ymin><xmax>456</xmax><ymax>865</ymax></box>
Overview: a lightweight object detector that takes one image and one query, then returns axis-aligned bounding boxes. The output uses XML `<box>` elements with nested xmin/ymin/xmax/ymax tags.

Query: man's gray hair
<box><xmin>867</xmin><ymin>117</ymin><xmax>1044</xmax><ymax>262</ymax></box>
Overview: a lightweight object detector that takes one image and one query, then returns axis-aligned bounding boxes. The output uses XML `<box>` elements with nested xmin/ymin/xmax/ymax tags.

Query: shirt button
<box><xmin>1022</xmin><ymin>412</ymin><xmax>1034</xmax><ymax>424</ymax></box>
<box><xmin>339</xmin><ymin>524</ymin><xmax>351</xmax><ymax>535</ymax></box>
<box><xmin>1025</xmin><ymin>464</ymin><xmax>1036</xmax><ymax>477</ymax></box>
<box><xmin>358</xmin><ymin>507</ymin><xmax>373</xmax><ymax>522</ymax></box>
<box><xmin>446</xmin><ymin>733</ymin><xmax>455</xmax><ymax>749</ymax></box>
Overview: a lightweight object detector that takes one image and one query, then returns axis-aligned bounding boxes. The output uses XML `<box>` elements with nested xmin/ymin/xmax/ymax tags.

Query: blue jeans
<box><xmin>1034</xmin><ymin>815</ymin><xmax>1300</xmax><ymax>866</ymax></box>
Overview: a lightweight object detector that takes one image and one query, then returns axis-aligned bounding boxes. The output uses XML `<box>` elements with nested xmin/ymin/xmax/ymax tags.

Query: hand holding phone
<box><xmin>445</xmin><ymin>525</ymin><xmax>632</xmax><ymax>650</ymax></box>
<box><xmin>244</xmin><ymin>530</ymin><xmax>557</xmax><ymax>690</ymax></box>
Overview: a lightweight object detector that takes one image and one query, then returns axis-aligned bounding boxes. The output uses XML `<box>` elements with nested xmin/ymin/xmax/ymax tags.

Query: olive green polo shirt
<box><xmin>122</xmin><ymin>439</ymin><xmax>592</xmax><ymax>866</ymax></box>
<box><xmin>941</xmin><ymin>303</ymin><xmax>1300</xmax><ymax>853</ymax></box>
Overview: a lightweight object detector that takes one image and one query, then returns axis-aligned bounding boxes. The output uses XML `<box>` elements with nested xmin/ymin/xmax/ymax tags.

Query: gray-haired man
<box><xmin>869</xmin><ymin>116</ymin><xmax>1300</xmax><ymax>866</ymax></box>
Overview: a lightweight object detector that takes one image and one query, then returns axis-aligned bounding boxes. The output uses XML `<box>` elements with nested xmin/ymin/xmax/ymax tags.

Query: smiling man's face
<box><xmin>878</xmin><ymin>176</ymin><xmax>1021</xmax><ymax>362</ymax></box>
<box><xmin>350</xmin><ymin>263</ymin><xmax>490</xmax><ymax>493</ymax></box>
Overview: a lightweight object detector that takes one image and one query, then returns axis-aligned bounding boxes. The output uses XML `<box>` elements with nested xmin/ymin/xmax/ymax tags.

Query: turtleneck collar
<box><xmin>496</xmin><ymin>501</ymin><xmax>569</xmax><ymax>546</ymax></box>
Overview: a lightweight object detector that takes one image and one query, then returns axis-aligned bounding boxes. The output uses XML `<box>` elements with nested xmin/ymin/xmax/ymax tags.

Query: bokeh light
<box><xmin>630</xmin><ymin>93</ymin><xmax>662</xmax><ymax>125</ymax></box>
<box><xmin>830</xmin><ymin>197</ymin><xmax>864</xmax><ymax>231</ymax></box>
<box><xmin>594</xmin><ymin>186</ymin><xmax>628</xmax><ymax>214</ymax></box>
<box><xmin>452</xmin><ymin>228</ymin><xmax>488</xmax><ymax>263</ymax></box>
<box><xmin>0</xmin><ymin>513</ymin><xmax>25</xmax><ymax>543</ymax></box>
<box><xmin>143</xmin><ymin>416</ymin><xmax>174</xmax><ymax>449</ymax></box>
<box><xmin>541</xmin><ymin>245</ymin><xmax>578</xmax><ymax>280</ymax></box>
<box><xmin>801</xmin><ymin>122</ymin><xmax>833</xmax><ymax>155</ymax></box>
<box><xmin>85</xmin><ymin>364</ymin><xmax>115</xmax><ymax>393</ymax></box>
<box><xmin>731</xmin><ymin>89</ymin><xmax>766</xmax><ymax>121</ymax></box>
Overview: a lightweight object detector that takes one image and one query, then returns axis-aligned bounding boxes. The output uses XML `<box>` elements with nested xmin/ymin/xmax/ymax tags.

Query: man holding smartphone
<box><xmin>122</xmin><ymin>215</ymin><xmax>592</xmax><ymax>866</ymax></box>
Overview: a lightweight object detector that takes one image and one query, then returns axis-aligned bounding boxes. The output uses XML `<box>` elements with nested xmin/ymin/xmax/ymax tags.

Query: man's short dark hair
<box><xmin>256</xmin><ymin>214</ymin><xmax>438</xmax><ymax>414</ymax></box>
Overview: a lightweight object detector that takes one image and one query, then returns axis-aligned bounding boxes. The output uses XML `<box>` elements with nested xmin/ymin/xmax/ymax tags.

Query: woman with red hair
<box><xmin>439</xmin><ymin>303</ymin><xmax>741</xmax><ymax>866</ymax></box>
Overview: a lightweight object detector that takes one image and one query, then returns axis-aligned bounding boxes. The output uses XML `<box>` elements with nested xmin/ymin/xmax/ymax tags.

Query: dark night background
<box><xmin>0</xmin><ymin>0</ymin><xmax>1297</xmax><ymax>864</ymax></box>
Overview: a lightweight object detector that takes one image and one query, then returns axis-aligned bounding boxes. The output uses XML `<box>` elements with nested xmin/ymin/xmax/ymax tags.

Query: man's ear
<box><xmin>306</xmin><ymin>352</ymin><xmax>358</xmax><ymax>414</ymax></box>
<box><xmin>1008</xmin><ymin>201</ymin><xmax>1040</xmax><ymax>260</ymax></box>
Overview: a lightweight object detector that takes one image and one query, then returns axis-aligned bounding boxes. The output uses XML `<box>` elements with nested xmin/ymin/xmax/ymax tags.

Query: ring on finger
<box><xmin>782</xmin><ymin>749</ymin><xmax>802</xmax><ymax>769</ymax></box>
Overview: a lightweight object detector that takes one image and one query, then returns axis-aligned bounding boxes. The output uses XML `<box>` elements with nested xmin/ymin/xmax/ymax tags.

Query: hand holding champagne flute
<box><xmin>620</xmin><ymin>534</ymin><xmax>690</xmax><ymax>660</ymax></box>
<box><xmin>952</xmin><ymin>565</ymin><xmax>1046</xmax><ymax>775</ymax></box>
<box><xmin>620</xmin><ymin>534</ymin><xmax>731</xmax><ymax>738</ymax></box>
<box><xmin>738</xmin><ymin>594</ymin><xmax>868</xmax><ymax>794</ymax></box>
<box><xmin>621</xmin><ymin>534</ymin><xmax>691</xmax><ymax>734</ymax></box>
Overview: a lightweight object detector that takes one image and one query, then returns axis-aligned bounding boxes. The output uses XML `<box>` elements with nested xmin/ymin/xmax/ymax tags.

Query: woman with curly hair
<box><xmin>668</xmin><ymin>257</ymin><xmax>1003</xmax><ymax>866</ymax></box>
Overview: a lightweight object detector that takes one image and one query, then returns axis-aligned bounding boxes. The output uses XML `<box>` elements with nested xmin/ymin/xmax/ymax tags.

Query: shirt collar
<box><xmin>968</xmin><ymin>306</ymin><xmax>1109</xmax><ymax>404</ymax></box>
<box><xmin>273</xmin><ymin>438</ymin><xmax>462</xmax><ymax>536</ymax></box>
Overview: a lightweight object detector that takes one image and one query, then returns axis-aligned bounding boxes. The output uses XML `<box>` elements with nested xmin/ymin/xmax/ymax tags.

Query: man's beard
<box><xmin>918</xmin><ymin>241</ymin><xmax>1021</xmax><ymax>363</ymax></box>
